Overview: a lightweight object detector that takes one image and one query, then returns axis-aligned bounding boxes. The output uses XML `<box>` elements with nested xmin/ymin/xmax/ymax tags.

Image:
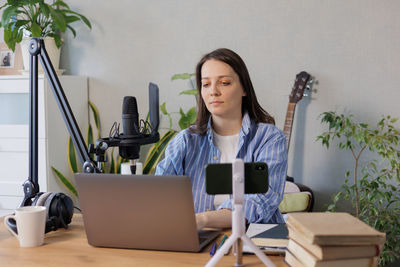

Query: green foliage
<box><xmin>51</xmin><ymin>101</ymin><xmax>127</xmax><ymax>197</ymax></box>
<box><xmin>317</xmin><ymin>111</ymin><xmax>400</xmax><ymax>266</ymax></box>
<box><xmin>0</xmin><ymin>0</ymin><xmax>92</xmax><ymax>51</ymax></box>
<box><xmin>143</xmin><ymin>73</ymin><xmax>197</xmax><ymax>174</ymax></box>
<box><xmin>179</xmin><ymin>107</ymin><xmax>196</xmax><ymax>130</ymax></box>
<box><xmin>67</xmin><ymin>137</ymin><xmax>77</xmax><ymax>173</ymax></box>
<box><xmin>51</xmin><ymin>167</ymin><xmax>78</xmax><ymax>197</ymax></box>
<box><xmin>171</xmin><ymin>73</ymin><xmax>195</xmax><ymax>81</ymax></box>
<box><xmin>143</xmin><ymin>130</ymin><xmax>178</xmax><ymax>174</ymax></box>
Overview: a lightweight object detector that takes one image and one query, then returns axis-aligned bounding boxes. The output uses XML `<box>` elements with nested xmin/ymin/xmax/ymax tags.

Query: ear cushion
<box><xmin>35</xmin><ymin>192</ymin><xmax>52</xmax><ymax>208</ymax></box>
<box><xmin>31</xmin><ymin>192</ymin><xmax>44</xmax><ymax>206</ymax></box>
<box><xmin>44</xmin><ymin>193</ymin><xmax>58</xmax><ymax>217</ymax></box>
<box><xmin>45</xmin><ymin>193</ymin><xmax>74</xmax><ymax>227</ymax></box>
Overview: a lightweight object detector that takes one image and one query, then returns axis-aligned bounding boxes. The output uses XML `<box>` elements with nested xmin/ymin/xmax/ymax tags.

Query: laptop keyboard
<box><xmin>198</xmin><ymin>230</ymin><xmax>220</xmax><ymax>248</ymax></box>
<box><xmin>199</xmin><ymin>236</ymin><xmax>208</xmax><ymax>244</ymax></box>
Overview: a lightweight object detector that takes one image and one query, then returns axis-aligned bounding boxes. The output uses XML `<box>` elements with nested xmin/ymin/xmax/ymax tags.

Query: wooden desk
<box><xmin>0</xmin><ymin>214</ymin><xmax>288</xmax><ymax>266</ymax></box>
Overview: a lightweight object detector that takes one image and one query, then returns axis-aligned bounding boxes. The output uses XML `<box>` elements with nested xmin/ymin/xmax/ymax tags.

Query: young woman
<box><xmin>156</xmin><ymin>48</ymin><xmax>287</xmax><ymax>229</ymax></box>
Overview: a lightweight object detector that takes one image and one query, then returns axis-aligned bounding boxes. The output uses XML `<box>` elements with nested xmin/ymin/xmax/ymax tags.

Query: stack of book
<box><xmin>285</xmin><ymin>212</ymin><xmax>386</xmax><ymax>267</ymax></box>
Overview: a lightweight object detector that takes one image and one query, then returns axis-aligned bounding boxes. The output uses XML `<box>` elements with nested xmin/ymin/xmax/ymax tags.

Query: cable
<box><xmin>139</xmin><ymin>119</ymin><xmax>153</xmax><ymax>135</ymax></box>
<box><xmin>109</xmin><ymin>122</ymin><xmax>120</xmax><ymax>139</ymax></box>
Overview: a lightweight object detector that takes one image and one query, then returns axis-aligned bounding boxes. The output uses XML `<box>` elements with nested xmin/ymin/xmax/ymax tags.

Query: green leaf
<box><xmin>48</xmin><ymin>6</ymin><xmax>67</xmax><ymax>32</ymax></box>
<box><xmin>88</xmin><ymin>101</ymin><xmax>100</xmax><ymax>137</ymax></box>
<box><xmin>86</xmin><ymin>124</ymin><xmax>93</xmax><ymax>145</ymax></box>
<box><xmin>179</xmin><ymin>115</ymin><xmax>188</xmax><ymax>130</ymax></box>
<box><xmin>86</xmin><ymin>124</ymin><xmax>94</xmax><ymax>160</ymax></box>
<box><xmin>51</xmin><ymin>167</ymin><xmax>78</xmax><ymax>197</ymax></box>
<box><xmin>52</xmin><ymin>33</ymin><xmax>62</xmax><ymax>48</ymax></box>
<box><xmin>143</xmin><ymin>130</ymin><xmax>177</xmax><ymax>174</ymax></box>
<box><xmin>109</xmin><ymin>148</ymin><xmax>116</xmax><ymax>173</ymax></box>
<box><xmin>39</xmin><ymin>3</ymin><xmax>51</xmax><ymax>17</ymax></box>
<box><xmin>171</xmin><ymin>73</ymin><xmax>195</xmax><ymax>80</ymax></box>
<box><xmin>67</xmin><ymin>137</ymin><xmax>78</xmax><ymax>173</ymax></box>
<box><xmin>4</xmin><ymin>27</ymin><xmax>16</xmax><ymax>51</ymax></box>
<box><xmin>160</xmin><ymin>102</ymin><xmax>168</xmax><ymax>115</ymax></box>
<box><xmin>52</xmin><ymin>0</ymin><xmax>70</xmax><ymax>9</ymax></box>
<box><xmin>187</xmin><ymin>107</ymin><xmax>197</xmax><ymax>124</ymax></box>
<box><xmin>79</xmin><ymin>14</ymin><xmax>92</xmax><ymax>29</ymax></box>
<box><xmin>179</xmin><ymin>89</ymin><xmax>198</xmax><ymax>95</ymax></box>
<box><xmin>1</xmin><ymin>6</ymin><xmax>18</xmax><ymax>27</ymax></box>
<box><xmin>30</xmin><ymin>22</ymin><xmax>42</xmax><ymax>37</ymax></box>
<box><xmin>65</xmin><ymin>15</ymin><xmax>80</xmax><ymax>24</ymax></box>
<box><xmin>63</xmin><ymin>10</ymin><xmax>92</xmax><ymax>29</ymax></box>
<box><xmin>179</xmin><ymin>107</ymin><xmax>185</xmax><ymax>117</ymax></box>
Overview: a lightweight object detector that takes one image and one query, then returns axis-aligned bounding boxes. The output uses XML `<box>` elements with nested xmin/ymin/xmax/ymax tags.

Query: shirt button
<box><xmin>213</xmin><ymin>156</ymin><xmax>218</xmax><ymax>161</ymax></box>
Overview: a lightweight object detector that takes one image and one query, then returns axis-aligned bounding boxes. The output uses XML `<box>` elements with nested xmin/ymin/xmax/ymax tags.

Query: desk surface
<box><xmin>1</xmin><ymin>214</ymin><xmax>288</xmax><ymax>267</ymax></box>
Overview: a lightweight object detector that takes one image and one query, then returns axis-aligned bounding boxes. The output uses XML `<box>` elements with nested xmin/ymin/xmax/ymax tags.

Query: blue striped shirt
<box><xmin>155</xmin><ymin>113</ymin><xmax>288</xmax><ymax>223</ymax></box>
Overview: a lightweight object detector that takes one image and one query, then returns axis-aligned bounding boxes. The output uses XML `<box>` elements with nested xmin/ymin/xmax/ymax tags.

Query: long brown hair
<box><xmin>193</xmin><ymin>48</ymin><xmax>275</xmax><ymax>135</ymax></box>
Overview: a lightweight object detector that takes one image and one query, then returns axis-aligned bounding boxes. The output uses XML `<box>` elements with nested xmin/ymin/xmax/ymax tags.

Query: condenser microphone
<box><xmin>122</xmin><ymin>96</ymin><xmax>140</xmax><ymax>137</ymax></box>
<box><xmin>119</xmin><ymin>96</ymin><xmax>140</xmax><ymax>159</ymax></box>
<box><xmin>89</xmin><ymin>83</ymin><xmax>160</xmax><ymax>173</ymax></box>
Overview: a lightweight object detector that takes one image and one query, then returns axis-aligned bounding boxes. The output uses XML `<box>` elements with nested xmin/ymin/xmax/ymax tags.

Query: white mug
<box><xmin>4</xmin><ymin>206</ymin><xmax>47</xmax><ymax>247</ymax></box>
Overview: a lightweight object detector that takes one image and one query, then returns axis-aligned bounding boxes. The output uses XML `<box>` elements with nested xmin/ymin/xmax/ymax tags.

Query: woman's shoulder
<box><xmin>253</xmin><ymin>122</ymin><xmax>286</xmax><ymax>141</ymax></box>
<box><xmin>171</xmin><ymin>126</ymin><xmax>204</xmax><ymax>143</ymax></box>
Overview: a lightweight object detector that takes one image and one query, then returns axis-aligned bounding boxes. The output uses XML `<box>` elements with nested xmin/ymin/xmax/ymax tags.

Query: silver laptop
<box><xmin>74</xmin><ymin>173</ymin><xmax>220</xmax><ymax>252</ymax></box>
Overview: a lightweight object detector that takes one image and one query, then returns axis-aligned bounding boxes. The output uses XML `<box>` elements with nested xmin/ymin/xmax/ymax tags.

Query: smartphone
<box><xmin>205</xmin><ymin>162</ymin><xmax>268</xmax><ymax>195</ymax></box>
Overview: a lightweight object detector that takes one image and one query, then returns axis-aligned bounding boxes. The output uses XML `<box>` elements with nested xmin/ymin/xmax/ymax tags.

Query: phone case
<box><xmin>205</xmin><ymin>162</ymin><xmax>268</xmax><ymax>195</ymax></box>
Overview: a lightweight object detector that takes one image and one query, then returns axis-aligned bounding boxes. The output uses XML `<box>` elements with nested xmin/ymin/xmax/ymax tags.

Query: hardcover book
<box><xmin>288</xmin><ymin>227</ymin><xmax>379</xmax><ymax>260</ymax></box>
<box><xmin>285</xmin><ymin>249</ymin><xmax>377</xmax><ymax>267</ymax></box>
<box><xmin>287</xmin><ymin>212</ymin><xmax>386</xmax><ymax>246</ymax></box>
<box><xmin>287</xmin><ymin>239</ymin><xmax>378</xmax><ymax>267</ymax></box>
<box><xmin>251</xmin><ymin>223</ymin><xmax>289</xmax><ymax>248</ymax></box>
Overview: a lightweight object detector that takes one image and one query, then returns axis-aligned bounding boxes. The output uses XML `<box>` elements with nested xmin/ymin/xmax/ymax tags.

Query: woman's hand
<box><xmin>195</xmin><ymin>209</ymin><xmax>232</xmax><ymax>230</ymax></box>
<box><xmin>195</xmin><ymin>213</ymin><xmax>208</xmax><ymax>230</ymax></box>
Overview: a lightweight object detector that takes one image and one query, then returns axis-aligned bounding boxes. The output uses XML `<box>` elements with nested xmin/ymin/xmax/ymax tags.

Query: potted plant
<box><xmin>317</xmin><ymin>111</ymin><xmax>400</xmax><ymax>266</ymax></box>
<box><xmin>0</xmin><ymin>0</ymin><xmax>91</xmax><ymax>72</ymax></box>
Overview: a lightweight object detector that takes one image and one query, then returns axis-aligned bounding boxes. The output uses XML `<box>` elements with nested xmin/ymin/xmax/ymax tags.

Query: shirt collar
<box><xmin>206</xmin><ymin>112</ymin><xmax>251</xmax><ymax>142</ymax></box>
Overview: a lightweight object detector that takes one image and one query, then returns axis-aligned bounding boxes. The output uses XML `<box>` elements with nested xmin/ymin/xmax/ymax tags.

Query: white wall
<box><xmin>18</xmin><ymin>0</ymin><xmax>400</xmax><ymax>210</ymax></box>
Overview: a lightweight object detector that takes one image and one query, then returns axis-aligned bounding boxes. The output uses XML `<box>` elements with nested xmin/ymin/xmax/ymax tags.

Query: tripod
<box><xmin>205</xmin><ymin>159</ymin><xmax>275</xmax><ymax>267</ymax></box>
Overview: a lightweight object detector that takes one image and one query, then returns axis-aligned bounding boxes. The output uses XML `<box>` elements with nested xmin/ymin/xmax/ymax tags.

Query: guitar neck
<box><xmin>283</xmin><ymin>103</ymin><xmax>297</xmax><ymax>150</ymax></box>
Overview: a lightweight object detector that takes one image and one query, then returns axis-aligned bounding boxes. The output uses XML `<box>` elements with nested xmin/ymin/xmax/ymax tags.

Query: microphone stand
<box><xmin>22</xmin><ymin>37</ymin><xmax>160</xmax><ymax>206</ymax></box>
<box><xmin>21</xmin><ymin>38</ymin><xmax>100</xmax><ymax>207</ymax></box>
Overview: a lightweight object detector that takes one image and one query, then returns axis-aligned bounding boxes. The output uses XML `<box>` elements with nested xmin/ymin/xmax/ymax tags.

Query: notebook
<box><xmin>243</xmin><ymin>223</ymin><xmax>287</xmax><ymax>255</ymax></box>
<box><xmin>74</xmin><ymin>173</ymin><xmax>220</xmax><ymax>252</ymax></box>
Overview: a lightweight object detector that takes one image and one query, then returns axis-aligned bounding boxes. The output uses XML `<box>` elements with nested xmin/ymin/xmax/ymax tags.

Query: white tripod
<box><xmin>205</xmin><ymin>159</ymin><xmax>275</xmax><ymax>267</ymax></box>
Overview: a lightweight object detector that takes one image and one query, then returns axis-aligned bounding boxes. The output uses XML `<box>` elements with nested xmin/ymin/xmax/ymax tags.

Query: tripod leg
<box><xmin>235</xmin><ymin>239</ymin><xmax>243</xmax><ymax>266</ymax></box>
<box><xmin>205</xmin><ymin>235</ymin><xmax>237</xmax><ymax>267</ymax></box>
<box><xmin>241</xmin><ymin>235</ymin><xmax>276</xmax><ymax>267</ymax></box>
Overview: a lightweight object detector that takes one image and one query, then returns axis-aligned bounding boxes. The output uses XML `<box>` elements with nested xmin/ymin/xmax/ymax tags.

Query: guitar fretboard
<box><xmin>283</xmin><ymin>103</ymin><xmax>297</xmax><ymax>149</ymax></box>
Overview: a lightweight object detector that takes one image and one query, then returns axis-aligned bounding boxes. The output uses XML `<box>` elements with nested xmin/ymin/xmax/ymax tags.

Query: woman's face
<box><xmin>200</xmin><ymin>59</ymin><xmax>246</xmax><ymax>120</ymax></box>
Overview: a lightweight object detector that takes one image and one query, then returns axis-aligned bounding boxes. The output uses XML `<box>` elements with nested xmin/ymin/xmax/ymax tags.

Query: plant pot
<box><xmin>20</xmin><ymin>37</ymin><xmax>61</xmax><ymax>74</ymax></box>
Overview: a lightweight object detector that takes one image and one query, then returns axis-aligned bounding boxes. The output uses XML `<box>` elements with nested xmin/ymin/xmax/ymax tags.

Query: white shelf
<box><xmin>0</xmin><ymin>75</ymin><xmax>88</xmax><ymax>211</ymax></box>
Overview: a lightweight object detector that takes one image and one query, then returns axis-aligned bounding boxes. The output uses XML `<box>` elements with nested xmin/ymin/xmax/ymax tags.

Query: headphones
<box><xmin>6</xmin><ymin>192</ymin><xmax>74</xmax><ymax>234</ymax></box>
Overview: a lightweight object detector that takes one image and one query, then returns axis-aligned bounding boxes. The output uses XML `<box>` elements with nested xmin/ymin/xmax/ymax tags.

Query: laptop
<box><xmin>74</xmin><ymin>173</ymin><xmax>220</xmax><ymax>252</ymax></box>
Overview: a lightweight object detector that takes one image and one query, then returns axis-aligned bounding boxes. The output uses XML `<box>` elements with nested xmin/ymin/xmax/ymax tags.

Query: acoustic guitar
<box><xmin>283</xmin><ymin>71</ymin><xmax>315</xmax><ymax>211</ymax></box>
<box><xmin>283</xmin><ymin>71</ymin><xmax>313</xmax><ymax>150</ymax></box>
